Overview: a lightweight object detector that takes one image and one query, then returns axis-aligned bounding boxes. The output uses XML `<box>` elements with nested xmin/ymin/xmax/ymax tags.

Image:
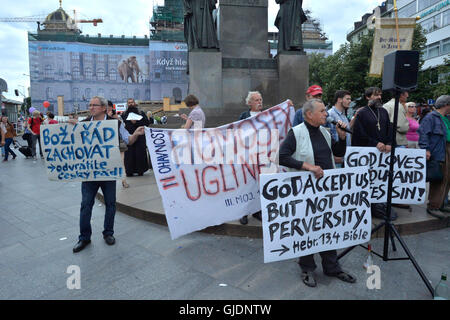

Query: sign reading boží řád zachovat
<box><xmin>41</xmin><ymin>121</ymin><xmax>123</xmax><ymax>181</ymax></box>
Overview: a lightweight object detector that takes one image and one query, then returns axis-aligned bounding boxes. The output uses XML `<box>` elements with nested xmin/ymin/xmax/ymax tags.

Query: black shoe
<box><xmin>73</xmin><ymin>240</ymin><xmax>91</xmax><ymax>253</ymax></box>
<box><xmin>301</xmin><ymin>271</ymin><xmax>317</xmax><ymax>287</ymax></box>
<box><xmin>252</xmin><ymin>212</ymin><xmax>262</xmax><ymax>221</ymax></box>
<box><xmin>104</xmin><ymin>235</ymin><xmax>115</xmax><ymax>245</ymax></box>
<box><xmin>427</xmin><ymin>207</ymin><xmax>446</xmax><ymax>219</ymax></box>
<box><xmin>239</xmin><ymin>216</ymin><xmax>248</xmax><ymax>225</ymax></box>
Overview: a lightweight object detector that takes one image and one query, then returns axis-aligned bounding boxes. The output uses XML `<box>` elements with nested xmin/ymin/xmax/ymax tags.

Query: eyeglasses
<box><xmin>89</xmin><ymin>104</ymin><xmax>102</xmax><ymax>107</ymax></box>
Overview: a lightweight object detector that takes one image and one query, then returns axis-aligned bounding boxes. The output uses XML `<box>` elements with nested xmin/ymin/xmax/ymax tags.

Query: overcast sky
<box><xmin>0</xmin><ymin>0</ymin><xmax>382</xmax><ymax>102</ymax></box>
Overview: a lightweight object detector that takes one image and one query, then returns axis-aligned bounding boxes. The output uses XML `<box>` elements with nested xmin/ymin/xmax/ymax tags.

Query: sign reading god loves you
<box><xmin>344</xmin><ymin>147</ymin><xmax>426</xmax><ymax>204</ymax></box>
<box><xmin>260</xmin><ymin>167</ymin><xmax>371</xmax><ymax>263</ymax></box>
<box><xmin>145</xmin><ymin>101</ymin><xmax>294</xmax><ymax>239</ymax></box>
<box><xmin>41</xmin><ymin>121</ymin><xmax>123</xmax><ymax>181</ymax></box>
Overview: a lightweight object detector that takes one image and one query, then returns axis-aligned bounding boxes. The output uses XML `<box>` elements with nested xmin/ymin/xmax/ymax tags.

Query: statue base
<box><xmin>188</xmin><ymin>50</ymin><xmax>223</xmax><ymax>112</ymax></box>
<box><xmin>277</xmin><ymin>53</ymin><xmax>309</xmax><ymax>108</ymax></box>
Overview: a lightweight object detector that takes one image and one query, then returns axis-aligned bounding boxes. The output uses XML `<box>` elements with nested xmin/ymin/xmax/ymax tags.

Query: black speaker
<box><xmin>382</xmin><ymin>50</ymin><xmax>419</xmax><ymax>92</ymax></box>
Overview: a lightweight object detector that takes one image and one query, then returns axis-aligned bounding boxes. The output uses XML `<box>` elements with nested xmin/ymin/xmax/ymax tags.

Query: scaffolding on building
<box><xmin>149</xmin><ymin>0</ymin><xmax>185</xmax><ymax>41</ymax></box>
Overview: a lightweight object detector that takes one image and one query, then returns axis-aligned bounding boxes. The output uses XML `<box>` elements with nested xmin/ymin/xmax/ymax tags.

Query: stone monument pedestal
<box><xmin>188</xmin><ymin>50</ymin><xmax>223</xmax><ymax>111</ymax></box>
<box><xmin>278</xmin><ymin>53</ymin><xmax>309</xmax><ymax>107</ymax></box>
<box><xmin>186</xmin><ymin>1</ymin><xmax>309</xmax><ymax>127</ymax></box>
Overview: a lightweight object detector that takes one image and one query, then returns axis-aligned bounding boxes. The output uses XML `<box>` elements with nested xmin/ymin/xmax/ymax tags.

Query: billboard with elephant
<box><xmin>28</xmin><ymin>40</ymin><xmax>152</xmax><ymax>114</ymax></box>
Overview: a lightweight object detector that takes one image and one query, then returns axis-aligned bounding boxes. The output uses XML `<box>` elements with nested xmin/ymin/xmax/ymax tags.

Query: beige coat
<box><xmin>383</xmin><ymin>98</ymin><xmax>409</xmax><ymax>146</ymax></box>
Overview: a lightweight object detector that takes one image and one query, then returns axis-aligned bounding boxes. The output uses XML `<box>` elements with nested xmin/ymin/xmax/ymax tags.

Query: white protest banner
<box><xmin>41</xmin><ymin>121</ymin><xmax>123</xmax><ymax>181</ymax></box>
<box><xmin>260</xmin><ymin>167</ymin><xmax>371</xmax><ymax>263</ymax></box>
<box><xmin>344</xmin><ymin>147</ymin><xmax>426</xmax><ymax>204</ymax></box>
<box><xmin>145</xmin><ymin>101</ymin><xmax>294</xmax><ymax>239</ymax></box>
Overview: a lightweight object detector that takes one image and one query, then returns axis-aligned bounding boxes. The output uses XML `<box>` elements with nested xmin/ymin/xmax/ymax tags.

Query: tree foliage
<box><xmin>308</xmin><ymin>24</ymin><xmax>447</xmax><ymax>106</ymax></box>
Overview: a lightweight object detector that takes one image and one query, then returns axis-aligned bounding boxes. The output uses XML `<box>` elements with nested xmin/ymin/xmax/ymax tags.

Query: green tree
<box><xmin>21</xmin><ymin>97</ymin><xmax>31</xmax><ymax>115</ymax></box>
<box><xmin>308</xmin><ymin>24</ymin><xmax>429</xmax><ymax>106</ymax></box>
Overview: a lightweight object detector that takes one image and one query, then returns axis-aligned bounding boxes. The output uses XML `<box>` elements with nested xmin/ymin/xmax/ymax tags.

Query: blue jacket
<box><xmin>418</xmin><ymin>111</ymin><xmax>447</xmax><ymax>162</ymax></box>
<box><xmin>239</xmin><ymin>110</ymin><xmax>251</xmax><ymax>120</ymax></box>
<box><xmin>293</xmin><ymin>109</ymin><xmax>304</xmax><ymax>126</ymax></box>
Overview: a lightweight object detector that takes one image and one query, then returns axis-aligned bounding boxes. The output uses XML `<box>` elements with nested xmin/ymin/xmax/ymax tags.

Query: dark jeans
<box><xmin>79</xmin><ymin>180</ymin><xmax>116</xmax><ymax>241</ymax></box>
<box><xmin>31</xmin><ymin>134</ymin><xmax>43</xmax><ymax>157</ymax></box>
<box><xmin>298</xmin><ymin>250</ymin><xmax>342</xmax><ymax>274</ymax></box>
<box><xmin>3</xmin><ymin>138</ymin><xmax>16</xmax><ymax>160</ymax></box>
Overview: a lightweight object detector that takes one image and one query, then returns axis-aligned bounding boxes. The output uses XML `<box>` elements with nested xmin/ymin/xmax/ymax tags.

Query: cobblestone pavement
<box><xmin>0</xmin><ymin>157</ymin><xmax>448</xmax><ymax>299</ymax></box>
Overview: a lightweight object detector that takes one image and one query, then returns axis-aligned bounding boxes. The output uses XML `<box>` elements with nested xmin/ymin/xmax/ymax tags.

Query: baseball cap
<box><xmin>306</xmin><ymin>85</ymin><xmax>323</xmax><ymax>96</ymax></box>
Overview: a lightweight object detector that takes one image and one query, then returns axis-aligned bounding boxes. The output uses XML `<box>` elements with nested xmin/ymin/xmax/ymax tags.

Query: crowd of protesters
<box><xmin>1</xmin><ymin>91</ymin><xmax>448</xmax><ymax>291</ymax></box>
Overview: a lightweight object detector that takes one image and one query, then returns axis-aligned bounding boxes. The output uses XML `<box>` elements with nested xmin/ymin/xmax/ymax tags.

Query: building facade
<box><xmin>347</xmin><ymin>0</ymin><xmax>450</xmax><ymax>70</ymax></box>
<box><xmin>396</xmin><ymin>0</ymin><xmax>450</xmax><ymax>69</ymax></box>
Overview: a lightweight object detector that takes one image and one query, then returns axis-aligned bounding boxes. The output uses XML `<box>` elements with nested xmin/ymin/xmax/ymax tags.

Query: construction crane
<box><xmin>0</xmin><ymin>0</ymin><xmax>102</xmax><ymax>31</ymax></box>
<box><xmin>0</xmin><ymin>15</ymin><xmax>103</xmax><ymax>28</ymax></box>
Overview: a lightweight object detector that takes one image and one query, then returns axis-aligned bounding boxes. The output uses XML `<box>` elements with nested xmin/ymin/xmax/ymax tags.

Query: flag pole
<box><xmin>393</xmin><ymin>0</ymin><xmax>401</xmax><ymax>49</ymax></box>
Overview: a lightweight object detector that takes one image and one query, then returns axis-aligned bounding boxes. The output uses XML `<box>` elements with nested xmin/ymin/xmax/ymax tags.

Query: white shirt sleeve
<box><xmin>119</xmin><ymin>123</ymin><xmax>130</xmax><ymax>145</ymax></box>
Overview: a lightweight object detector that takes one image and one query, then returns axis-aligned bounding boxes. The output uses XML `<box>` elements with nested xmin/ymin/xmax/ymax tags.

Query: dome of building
<box><xmin>41</xmin><ymin>2</ymin><xmax>77</xmax><ymax>34</ymax></box>
<box><xmin>45</xmin><ymin>7</ymin><xmax>71</xmax><ymax>24</ymax></box>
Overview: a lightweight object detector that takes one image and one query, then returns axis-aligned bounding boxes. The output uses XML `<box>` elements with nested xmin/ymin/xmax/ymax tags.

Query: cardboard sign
<box><xmin>41</xmin><ymin>121</ymin><xmax>123</xmax><ymax>181</ymax></box>
<box><xmin>145</xmin><ymin>101</ymin><xmax>294</xmax><ymax>239</ymax></box>
<box><xmin>344</xmin><ymin>147</ymin><xmax>426</xmax><ymax>204</ymax></box>
<box><xmin>115</xmin><ymin>103</ymin><xmax>127</xmax><ymax>113</ymax></box>
<box><xmin>260</xmin><ymin>167</ymin><xmax>372</xmax><ymax>263</ymax></box>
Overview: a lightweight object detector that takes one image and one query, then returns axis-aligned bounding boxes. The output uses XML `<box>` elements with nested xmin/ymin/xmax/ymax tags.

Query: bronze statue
<box><xmin>183</xmin><ymin>0</ymin><xmax>219</xmax><ymax>51</ymax></box>
<box><xmin>275</xmin><ymin>0</ymin><xmax>308</xmax><ymax>53</ymax></box>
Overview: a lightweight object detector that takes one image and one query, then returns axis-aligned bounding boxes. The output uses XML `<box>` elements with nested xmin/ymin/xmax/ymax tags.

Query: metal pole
<box><xmin>383</xmin><ymin>90</ymin><xmax>400</xmax><ymax>261</ymax></box>
<box><xmin>393</xmin><ymin>0</ymin><xmax>401</xmax><ymax>49</ymax></box>
<box><xmin>389</xmin><ymin>224</ymin><xmax>435</xmax><ymax>296</ymax></box>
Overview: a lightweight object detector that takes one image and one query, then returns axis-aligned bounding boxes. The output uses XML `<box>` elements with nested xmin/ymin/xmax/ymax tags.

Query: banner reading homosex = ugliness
<box><xmin>260</xmin><ymin>166</ymin><xmax>372</xmax><ymax>263</ymax></box>
<box><xmin>145</xmin><ymin>101</ymin><xmax>294</xmax><ymax>239</ymax></box>
<box><xmin>41</xmin><ymin>121</ymin><xmax>123</xmax><ymax>181</ymax></box>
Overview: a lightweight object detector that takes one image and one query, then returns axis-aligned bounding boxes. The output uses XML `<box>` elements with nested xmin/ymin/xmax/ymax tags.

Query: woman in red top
<box><xmin>27</xmin><ymin>110</ymin><xmax>44</xmax><ymax>159</ymax></box>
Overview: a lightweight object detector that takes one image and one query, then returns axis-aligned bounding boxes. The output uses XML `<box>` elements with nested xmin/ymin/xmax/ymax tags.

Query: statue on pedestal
<box><xmin>183</xmin><ymin>0</ymin><xmax>219</xmax><ymax>51</ymax></box>
<box><xmin>275</xmin><ymin>0</ymin><xmax>307</xmax><ymax>53</ymax></box>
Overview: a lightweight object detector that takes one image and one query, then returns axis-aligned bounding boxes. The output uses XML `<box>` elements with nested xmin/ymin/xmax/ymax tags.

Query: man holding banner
<box><xmin>71</xmin><ymin>96</ymin><xmax>145</xmax><ymax>253</ymax></box>
<box><xmin>279</xmin><ymin>99</ymin><xmax>356</xmax><ymax>287</ymax></box>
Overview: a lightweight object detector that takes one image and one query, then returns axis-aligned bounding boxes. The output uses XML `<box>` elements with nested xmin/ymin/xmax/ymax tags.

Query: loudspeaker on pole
<box><xmin>382</xmin><ymin>50</ymin><xmax>419</xmax><ymax>92</ymax></box>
